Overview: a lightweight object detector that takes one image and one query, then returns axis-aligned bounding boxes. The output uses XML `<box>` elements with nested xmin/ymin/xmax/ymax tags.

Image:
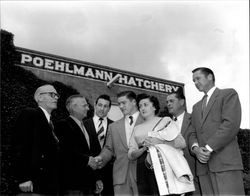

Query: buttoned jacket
<box><xmin>100</xmin><ymin>114</ymin><xmax>144</xmax><ymax>185</ymax></box>
<box><xmin>189</xmin><ymin>88</ymin><xmax>243</xmax><ymax>175</ymax></box>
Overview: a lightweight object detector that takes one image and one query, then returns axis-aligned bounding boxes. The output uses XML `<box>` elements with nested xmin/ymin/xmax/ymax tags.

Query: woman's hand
<box><xmin>143</xmin><ymin>137</ymin><xmax>164</xmax><ymax>147</ymax></box>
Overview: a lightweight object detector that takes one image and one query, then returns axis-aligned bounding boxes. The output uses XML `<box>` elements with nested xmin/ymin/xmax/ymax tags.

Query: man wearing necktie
<box><xmin>55</xmin><ymin>94</ymin><xmax>103</xmax><ymax>195</ymax></box>
<box><xmin>95</xmin><ymin>91</ymin><xmax>144</xmax><ymax>196</ymax></box>
<box><xmin>129</xmin><ymin>115</ymin><xmax>134</xmax><ymax>125</ymax></box>
<box><xmin>12</xmin><ymin>84</ymin><xmax>60</xmax><ymax>195</ymax></box>
<box><xmin>201</xmin><ymin>94</ymin><xmax>208</xmax><ymax>118</ymax></box>
<box><xmin>189</xmin><ymin>67</ymin><xmax>244</xmax><ymax>195</ymax></box>
<box><xmin>84</xmin><ymin>94</ymin><xmax>114</xmax><ymax>196</ymax></box>
<box><xmin>166</xmin><ymin>88</ymin><xmax>201</xmax><ymax>195</ymax></box>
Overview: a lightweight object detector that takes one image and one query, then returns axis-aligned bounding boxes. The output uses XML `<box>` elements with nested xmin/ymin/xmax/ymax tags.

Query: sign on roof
<box><xmin>15</xmin><ymin>47</ymin><xmax>184</xmax><ymax>94</ymax></box>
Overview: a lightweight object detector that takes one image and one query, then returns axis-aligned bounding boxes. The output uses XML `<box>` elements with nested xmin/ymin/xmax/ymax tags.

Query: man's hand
<box><xmin>200</xmin><ymin>146</ymin><xmax>211</xmax><ymax>160</ymax></box>
<box><xmin>94</xmin><ymin>156</ymin><xmax>103</xmax><ymax>169</ymax></box>
<box><xmin>193</xmin><ymin>146</ymin><xmax>211</xmax><ymax>163</ymax></box>
<box><xmin>88</xmin><ymin>156</ymin><xmax>98</xmax><ymax>170</ymax></box>
<box><xmin>19</xmin><ymin>180</ymin><xmax>33</xmax><ymax>192</ymax></box>
<box><xmin>94</xmin><ymin>180</ymin><xmax>103</xmax><ymax>194</ymax></box>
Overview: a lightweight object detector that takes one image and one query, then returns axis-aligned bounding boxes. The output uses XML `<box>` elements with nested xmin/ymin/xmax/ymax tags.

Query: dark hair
<box><xmin>117</xmin><ymin>91</ymin><xmax>136</xmax><ymax>101</ymax></box>
<box><xmin>169</xmin><ymin>87</ymin><xmax>186</xmax><ymax>101</ymax></box>
<box><xmin>192</xmin><ymin>67</ymin><xmax>215</xmax><ymax>82</ymax></box>
<box><xmin>136</xmin><ymin>93</ymin><xmax>160</xmax><ymax>115</ymax></box>
<box><xmin>96</xmin><ymin>94</ymin><xmax>111</xmax><ymax>107</ymax></box>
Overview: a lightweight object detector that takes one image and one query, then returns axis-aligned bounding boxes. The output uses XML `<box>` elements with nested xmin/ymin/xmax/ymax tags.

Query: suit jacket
<box><xmin>83</xmin><ymin>117</ymin><xmax>114</xmax><ymax>195</ymax></box>
<box><xmin>12</xmin><ymin>107</ymin><xmax>59</xmax><ymax>194</ymax></box>
<box><xmin>181</xmin><ymin>112</ymin><xmax>196</xmax><ymax>177</ymax></box>
<box><xmin>100</xmin><ymin>114</ymin><xmax>144</xmax><ymax>186</ymax></box>
<box><xmin>55</xmin><ymin>116</ymin><xmax>101</xmax><ymax>192</ymax></box>
<box><xmin>84</xmin><ymin>117</ymin><xmax>114</xmax><ymax>149</ymax></box>
<box><xmin>189</xmin><ymin>88</ymin><xmax>243</xmax><ymax>176</ymax></box>
<box><xmin>181</xmin><ymin>112</ymin><xmax>201</xmax><ymax>195</ymax></box>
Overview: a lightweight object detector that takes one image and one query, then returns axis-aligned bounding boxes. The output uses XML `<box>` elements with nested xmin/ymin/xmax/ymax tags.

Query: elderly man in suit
<box><xmin>84</xmin><ymin>94</ymin><xmax>114</xmax><ymax>196</ymax></box>
<box><xmin>189</xmin><ymin>67</ymin><xmax>245</xmax><ymax>195</ymax></box>
<box><xmin>166</xmin><ymin>88</ymin><xmax>201</xmax><ymax>195</ymax></box>
<box><xmin>13</xmin><ymin>84</ymin><xmax>60</xmax><ymax>195</ymax></box>
<box><xmin>55</xmin><ymin>94</ymin><xmax>102</xmax><ymax>196</ymax></box>
<box><xmin>95</xmin><ymin>91</ymin><xmax>144</xmax><ymax>196</ymax></box>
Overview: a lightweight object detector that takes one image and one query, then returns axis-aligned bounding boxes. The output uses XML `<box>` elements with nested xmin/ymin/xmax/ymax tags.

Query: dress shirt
<box><xmin>204</xmin><ymin>86</ymin><xmax>216</xmax><ymax>152</ymax></box>
<box><xmin>39</xmin><ymin>106</ymin><xmax>51</xmax><ymax>123</ymax></box>
<box><xmin>205</xmin><ymin>86</ymin><xmax>216</xmax><ymax>106</ymax></box>
<box><xmin>191</xmin><ymin>87</ymin><xmax>217</xmax><ymax>152</ymax></box>
<box><xmin>39</xmin><ymin>106</ymin><xmax>59</xmax><ymax>143</ymax></box>
<box><xmin>70</xmin><ymin>115</ymin><xmax>90</xmax><ymax>147</ymax></box>
<box><xmin>175</xmin><ymin>112</ymin><xmax>184</xmax><ymax>133</ymax></box>
<box><xmin>125</xmin><ymin>111</ymin><xmax>139</xmax><ymax>146</ymax></box>
<box><xmin>93</xmin><ymin>115</ymin><xmax>108</xmax><ymax>135</ymax></box>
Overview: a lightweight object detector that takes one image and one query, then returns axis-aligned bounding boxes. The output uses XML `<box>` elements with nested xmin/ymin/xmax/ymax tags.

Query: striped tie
<box><xmin>97</xmin><ymin>118</ymin><xmax>105</xmax><ymax>147</ymax></box>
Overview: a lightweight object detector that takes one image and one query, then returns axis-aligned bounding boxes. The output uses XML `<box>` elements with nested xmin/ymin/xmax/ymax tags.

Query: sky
<box><xmin>1</xmin><ymin>0</ymin><xmax>249</xmax><ymax>128</ymax></box>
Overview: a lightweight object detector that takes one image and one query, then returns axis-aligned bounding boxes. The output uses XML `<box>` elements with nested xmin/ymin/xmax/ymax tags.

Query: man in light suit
<box><xmin>55</xmin><ymin>95</ymin><xmax>103</xmax><ymax>195</ymax></box>
<box><xmin>189</xmin><ymin>67</ymin><xmax>245</xmax><ymax>195</ymax></box>
<box><xmin>84</xmin><ymin>94</ymin><xmax>114</xmax><ymax>196</ymax></box>
<box><xmin>12</xmin><ymin>84</ymin><xmax>60</xmax><ymax>195</ymax></box>
<box><xmin>95</xmin><ymin>91</ymin><xmax>144</xmax><ymax>196</ymax></box>
<box><xmin>166</xmin><ymin>88</ymin><xmax>201</xmax><ymax>196</ymax></box>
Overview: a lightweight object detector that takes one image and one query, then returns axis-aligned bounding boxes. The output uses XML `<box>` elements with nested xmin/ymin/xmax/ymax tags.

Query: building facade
<box><xmin>15</xmin><ymin>47</ymin><xmax>184</xmax><ymax>120</ymax></box>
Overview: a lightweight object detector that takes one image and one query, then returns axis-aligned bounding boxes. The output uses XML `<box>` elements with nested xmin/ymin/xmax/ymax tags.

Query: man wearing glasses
<box><xmin>12</xmin><ymin>84</ymin><xmax>60</xmax><ymax>195</ymax></box>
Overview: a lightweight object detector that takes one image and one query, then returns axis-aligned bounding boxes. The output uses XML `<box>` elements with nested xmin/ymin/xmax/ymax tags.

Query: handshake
<box><xmin>88</xmin><ymin>156</ymin><xmax>104</xmax><ymax>170</ymax></box>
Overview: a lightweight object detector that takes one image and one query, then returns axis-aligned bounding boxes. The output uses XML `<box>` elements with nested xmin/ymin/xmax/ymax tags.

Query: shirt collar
<box><xmin>177</xmin><ymin>111</ymin><xmax>185</xmax><ymax>120</ymax></box>
<box><xmin>39</xmin><ymin>106</ymin><xmax>50</xmax><ymax>122</ymax></box>
<box><xmin>126</xmin><ymin>111</ymin><xmax>139</xmax><ymax>122</ymax></box>
<box><xmin>93</xmin><ymin>114</ymin><xmax>107</xmax><ymax>123</ymax></box>
<box><xmin>206</xmin><ymin>86</ymin><xmax>216</xmax><ymax>98</ymax></box>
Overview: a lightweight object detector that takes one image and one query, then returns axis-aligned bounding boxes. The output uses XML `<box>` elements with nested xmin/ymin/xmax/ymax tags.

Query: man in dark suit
<box><xmin>84</xmin><ymin>94</ymin><xmax>114</xmax><ymax>196</ymax></box>
<box><xmin>189</xmin><ymin>67</ymin><xmax>245</xmax><ymax>195</ymax></box>
<box><xmin>55</xmin><ymin>95</ymin><xmax>103</xmax><ymax>195</ymax></box>
<box><xmin>95</xmin><ymin>91</ymin><xmax>144</xmax><ymax>195</ymax></box>
<box><xmin>166</xmin><ymin>88</ymin><xmax>201</xmax><ymax>195</ymax></box>
<box><xmin>12</xmin><ymin>84</ymin><xmax>60</xmax><ymax>195</ymax></box>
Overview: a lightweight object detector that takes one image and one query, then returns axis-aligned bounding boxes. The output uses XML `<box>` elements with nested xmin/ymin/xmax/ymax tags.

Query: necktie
<box><xmin>81</xmin><ymin>122</ymin><xmax>90</xmax><ymax>148</ymax></box>
<box><xmin>97</xmin><ymin>118</ymin><xmax>105</xmax><ymax>147</ymax></box>
<box><xmin>173</xmin><ymin>116</ymin><xmax>177</xmax><ymax>121</ymax></box>
<box><xmin>49</xmin><ymin>117</ymin><xmax>59</xmax><ymax>144</ymax></box>
<box><xmin>201</xmin><ymin>94</ymin><xmax>208</xmax><ymax>117</ymax></box>
<box><xmin>129</xmin><ymin>116</ymin><xmax>133</xmax><ymax>126</ymax></box>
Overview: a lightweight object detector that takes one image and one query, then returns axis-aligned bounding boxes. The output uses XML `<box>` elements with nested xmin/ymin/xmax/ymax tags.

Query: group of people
<box><xmin>12</xmin><ymin>67</ymin><xmax>245</xmax><ymax>196</ymax></box>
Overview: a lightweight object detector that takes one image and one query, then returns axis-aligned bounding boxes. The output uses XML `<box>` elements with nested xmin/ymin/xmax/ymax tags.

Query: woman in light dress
<box><xmin>128</xmin><ymin>93</ymin><xmax>186</xmax><ymax>196</ymax></box>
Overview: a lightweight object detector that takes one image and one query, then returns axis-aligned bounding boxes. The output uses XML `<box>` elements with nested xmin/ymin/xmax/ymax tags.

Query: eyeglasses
<box><xmin>40</xmin><ymin>92</ymin><xmax>60</xmax><ymax>99</ymax></box>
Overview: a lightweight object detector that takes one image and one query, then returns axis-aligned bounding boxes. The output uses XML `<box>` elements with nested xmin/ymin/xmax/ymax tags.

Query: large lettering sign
<box><xmin>15</xmin><ymin>47</ymin><xmax>183</xmax><ymax>93</ymax></box>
